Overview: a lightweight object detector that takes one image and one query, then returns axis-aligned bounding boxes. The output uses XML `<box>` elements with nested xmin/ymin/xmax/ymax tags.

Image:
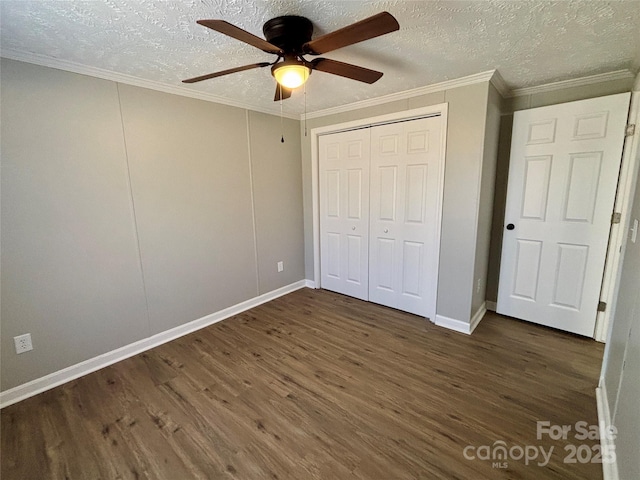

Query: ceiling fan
<box><xmin>183</xmin><ymin>12</ymin><xmax>400</xmax><ymax>101</ymax></box>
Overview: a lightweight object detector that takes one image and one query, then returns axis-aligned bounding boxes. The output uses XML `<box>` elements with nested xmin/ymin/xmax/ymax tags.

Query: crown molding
<box><xmin>510</xmin><ymin>70</ymin><xmax>635</xmax><ymax>98</ymax></box>
<box><xmin>305</xmin><ymin>70</ymin><xmax>501</xmax><ymax>120</ymax></box>
<box><xmin>633</xmin><ymin>71</ymin><xmax>640</xmax><ymax>92</ymax></box>
<box><xmin>489</xmin><ymin>69</ymin><xmax>510</xmax><ymax>98</ymax></box>
<box><xmin>5</xmin><ymin>48</ymin><xmax>632</xmax><ymax>119</ymax></box>
<box><xmin>0</xmin><ymin>49</ymin><xmax>300</xmax><ymax>120</ymax></box>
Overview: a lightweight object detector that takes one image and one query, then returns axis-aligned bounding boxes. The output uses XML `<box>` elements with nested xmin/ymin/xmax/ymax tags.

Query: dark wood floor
<box><xmin>1</xmin><ymin>288</ymin><xmax>604</xmax><ymax>479</ymax></box>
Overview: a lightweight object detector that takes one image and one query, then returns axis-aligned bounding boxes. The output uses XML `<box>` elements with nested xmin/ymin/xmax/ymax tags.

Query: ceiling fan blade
<box><xmin>182</xmin><ymin>62</ymin><xmax>271</xmax><ymax>83</ymax></box>
<box><xmin>197</xmin><ymin>20</ymin><xmax>282</xmax><ymax>54</ymax></box>
<box><xmin>310</xmin><ymin>58</ymin><xmax>383</xmax><ymax>84</ymax></box>
<box><xmin>274</xmin><ymin>84</ymin><xmax>293</xmax><ymax>101</ymax></box>
<box><xmin>303</xmin><ymin>12</ymin><xmax>399</xmax><ymax>55</ymax></box>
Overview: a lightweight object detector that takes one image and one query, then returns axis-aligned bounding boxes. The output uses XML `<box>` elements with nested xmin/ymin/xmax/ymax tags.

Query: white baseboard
<box><xmin>435</xmin><ymin>303</ymin><xmax>486</xmax><ymax>335</ymax></box>
<box><xmin>435</xmin><ymin>314</ymin><xmax>472</xmax><ymax>334</ymax></box>
<box><xmin>0</xmin><ymin>280</ymin><xmax>308</xmax><ymax>409</ymax></box>
<box><xmin>304</xmin><ymin>279</ymin><xmax>317</xmax><ymax>288</ymax></box>
<box><xmin>470</xmin><ymin>303</ymin><xmax>487</xmax><ymax>333</ymax></box>
<box><xmin>486</xmin><ymin>300</ymin><xmax>497</xmax><ymax>312</ymax></box>
<box><xmin>596</xmin><ymin>384</ymin><xmax>619</xmax><ymax>480</ymax></box>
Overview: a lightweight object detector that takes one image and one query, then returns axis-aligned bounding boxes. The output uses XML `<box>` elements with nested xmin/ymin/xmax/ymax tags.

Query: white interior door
<box><xmin>497</xmin><ymin>93</ymin><xmax>631</xmax><ymax>336</ymax></box>
<box><xmin>319</xmin><ymin>128</ymin><xmax>370</xmax><ymax>300</ymax></box>
<box><xmin>369</xmin><ymin>116</ymin><xmax>444</xmax><ymax>318</ymax></box>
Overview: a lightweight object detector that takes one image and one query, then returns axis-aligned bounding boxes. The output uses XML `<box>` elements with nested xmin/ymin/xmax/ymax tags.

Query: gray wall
<box><xmin>485</xmin><ymin>76</ymin><xmax>635</xmax><ymax>304</ymax></box>
<box><xmin>471</xmin><ymin>83</ymin><xmax>502</xmax><ymax>316</ymax></box>
<box><xmin>248</xmin><ymin>111</ymin><xmax>305</xmax><ymax>293</ymax></box>
<box><xmin>1</xmin><ymin>59</ymin><xmax>304</xmax><ymax>391</ymax></box>
<box><xmin>117</xmin><ymin>85</ymin><xmax>258</xmax><ymax>334</ymax></box>
<box><xmin>1</xmin><ymin>60</ymin><xmax>149</xmax><ymax>389</ymax></box>
<box><xmin>301</xmin><ymin>82</ymin><xmax>494</xmax><ymax>323</ymax></box>
<box><xmin>486</xmin><ymin>115</ymin><xmax>513</xmax><ymax>306</ymax></box>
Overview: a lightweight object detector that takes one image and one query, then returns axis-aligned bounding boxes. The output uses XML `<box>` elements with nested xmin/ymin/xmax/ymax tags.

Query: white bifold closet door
<box><xmin>319</xmin><ymin>115</ymin><xmax>443</xmax><ymax>319</ymax></box>
<box><xmin>319</xmin><ymin>128</ymin><xmax>371</xmax><ymax>300</ymax></box>
<box><xmin>369</xmin><ymin>117</ymin><xmax>443</xmax><ymax>317</ymax></box>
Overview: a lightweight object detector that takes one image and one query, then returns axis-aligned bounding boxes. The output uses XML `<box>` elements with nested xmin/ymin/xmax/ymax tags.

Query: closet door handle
<box><xmin>352</xmin><ymin>226</ymin><xmax>356</xmax><ymax>230</ymax></box>
<box><xmin>384</xmin><ymin>228</ymin><xmax>389</xmax><ymax>233</ymax></box>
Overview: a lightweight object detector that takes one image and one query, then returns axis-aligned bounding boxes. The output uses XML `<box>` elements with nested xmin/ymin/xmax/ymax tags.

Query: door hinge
<box><xmin>597</xmin><ymin>301</ymin><xmax>607</xmax><ymax>312</ymax></box>
<box><xmin>612</xmin><ymin>212</ymin><xmax>622</xmax><ymax>224</ymax></box>
<box><xmin>626</xmin><ymin>124</ymin><xmax>636</xmax><ymax>137</ymax></box>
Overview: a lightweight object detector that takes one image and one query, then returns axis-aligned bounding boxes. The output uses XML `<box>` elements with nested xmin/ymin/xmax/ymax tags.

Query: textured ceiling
<box><xmin>1</xmin><ymin>0</ymin><xmax>639</xmax><ymax>116</ymax></box>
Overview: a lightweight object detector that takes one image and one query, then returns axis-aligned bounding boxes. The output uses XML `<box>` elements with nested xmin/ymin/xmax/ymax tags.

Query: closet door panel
<box><xmin>369</xmin><ymin>116</ymin><xmax>443</xmax><ymax>319</ymax></box>
<box><xmin>319</xmin><ymin>129</ymin><xmax>370</xmax><ymax>300</ymax></box>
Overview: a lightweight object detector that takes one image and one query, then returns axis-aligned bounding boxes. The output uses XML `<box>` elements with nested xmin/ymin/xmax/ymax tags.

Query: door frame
<box><xmin>310</xmin><ymin>103</ymin><xmax>449</xmax><ymax>319</ymax></box>
<box><xmin>597</xmin><ymin>87</ymin><xmax>640</xmax><ymax>342</ymax></box>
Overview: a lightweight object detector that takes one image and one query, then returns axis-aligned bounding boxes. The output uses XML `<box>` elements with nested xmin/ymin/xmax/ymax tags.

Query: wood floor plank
<box><xmin>1</xmin><ymin>289</ymin><xmax>604</xmax><ymax>479</ymax></box>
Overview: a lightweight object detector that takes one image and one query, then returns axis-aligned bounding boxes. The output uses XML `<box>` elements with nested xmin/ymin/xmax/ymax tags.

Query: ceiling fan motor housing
<box><xmin>263</xmin><ymin>16</ymin><xmax>313</xmax><ymax>53</ymax></box>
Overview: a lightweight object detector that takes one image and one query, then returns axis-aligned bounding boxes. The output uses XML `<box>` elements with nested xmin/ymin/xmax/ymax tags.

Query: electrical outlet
<box><xmin>14</xmin><ymin>333</ymin><xmax>33</xmax><ymax>354</ymax></box>
<box><xmin>277</xmin><ymin>261</ymin><xmax>284</xmax><ymax>272</ymax></box>
<box><xmin>476</xmin><ymin>278</ymin><xmax>482</xmax><ymax>294</ymax></box>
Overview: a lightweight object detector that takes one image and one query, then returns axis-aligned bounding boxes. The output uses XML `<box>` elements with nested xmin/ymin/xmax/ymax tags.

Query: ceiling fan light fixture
<box><xmin>185</xmin><ymin>12</ymin><xmax>399</xmax><ymax>100</ymax></box>
<box><xmin>272</xmin><ymin>60</ymin><xmax>310</xmax><ymax>89</ymax></box>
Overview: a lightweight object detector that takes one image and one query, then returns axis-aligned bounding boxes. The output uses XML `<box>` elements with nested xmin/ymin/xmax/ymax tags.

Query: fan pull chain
<box><xmin>279</xmin><ymin>83</ymin><xmax>285</xmax><ymax>143</ymax></box>
<box><xmin>304</xmin><ymin>80</ymin><xmax>307</xmax><ymax>136</ymax></box>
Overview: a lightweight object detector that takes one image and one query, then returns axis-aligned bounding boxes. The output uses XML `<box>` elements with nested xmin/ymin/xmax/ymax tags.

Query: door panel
<box><xmin>369</xmin><ymin>116</ymin><xmax>443</xmax><ymax>318</ymax></box>
<box><xmin>521</xmin><ymin>156</ymin><xmax>552</xmax><ymax>220</ymax></box>
<box><xmin>402</xmin><ymin>241</ymin><xmax>423</xmax><ymax>297</ymax></box>
<box><xmin>325</xmin><ymin>170</ymin><xmax>340</xmax><ymax>217</ymax></box>
<box><xmin>347</xmin><ymin>235</ymin><xmax>363</xmax><ymax>282</ymax></box>
<box><xmin>551</xmin><ymin>243</ymin><xmax>588</xmax><ymax>309</ymax></box>
<box><xmin>563</xmin><ymin>152</ymin><xmax>601</xmax><ymax>222</ymax></box>
<box><xmin>405</xmin><ymin>165</ymin><xmax>428</xmax><ymax>223</ymax></box>
<box><xmin>347</xmin><ymin>169</ymin><xmax>363</xmax><ymax>219</ymax></box>
<box><xmin>497</xmin><ymin>93</ymin><xmax>631</xmax><ymax>336</ymax></box>
<box><xmin>319</xmin><ymin>129</ymin><xmax>370</xmax><ymax>300</ymax></box>
<box><xmin>512</xmin><ymin>239</ymin><xmax>543</xmax><ymax>300</ymax></box>
<box><xmin>526</xmin><ymin>118</ymin><xmax>557</xmax><ymax>144</ymax></box>
<box><xmin>572</xmin><ymin>111</ymin><xmax>609</xmax><ymax>139</ymax></box>
<box><xmin>375</xmin><ymin>238</ymin><xmax>395</xmax><ymax>290</ymax></box>
<box><xmin>326</xmin><ymin>232</ymin><xmax>341</xmax><ymax>278</ymax></box>
<box><xmin>378</xmin><ymin>166</ymin><xmax>397</xmax><ymax>220</ymax></box>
